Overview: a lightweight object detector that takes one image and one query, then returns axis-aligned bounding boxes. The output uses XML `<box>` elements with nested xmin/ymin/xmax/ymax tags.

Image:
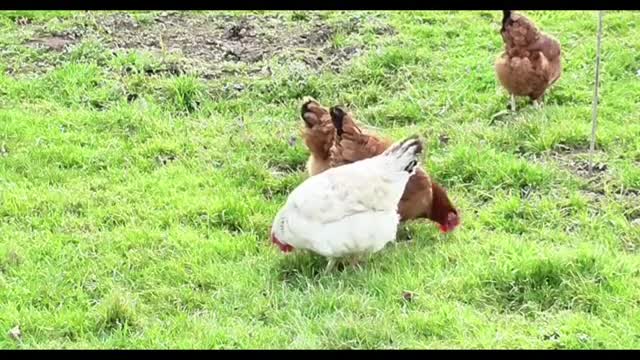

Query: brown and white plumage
<box><xmin>271</xmin><ymin>135</ymin><xmax>424</xmax><ymax>271</ymax></box>
<box><xmin>299</xmin><ymin>100</ymin><xmax>460</xmax><ymax>232</ymax></box>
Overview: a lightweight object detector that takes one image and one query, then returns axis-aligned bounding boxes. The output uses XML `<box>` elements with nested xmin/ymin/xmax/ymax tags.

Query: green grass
<box><xmin>1</xmin><ymin>10</ymin><xmax>640</xmax><ymax>349</ymax></box>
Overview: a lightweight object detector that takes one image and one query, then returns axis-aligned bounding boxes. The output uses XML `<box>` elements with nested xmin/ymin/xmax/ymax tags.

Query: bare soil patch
<box><xmin>19</xmin><ymin>12</ymin><xmax>396</xmax><ymax>79</ymax></box>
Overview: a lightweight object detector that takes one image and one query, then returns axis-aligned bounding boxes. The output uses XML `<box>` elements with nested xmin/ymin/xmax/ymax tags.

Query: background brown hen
<box><xmin>495</xmin><ymin>10</ymin><xmax>562</xmax><ymax>111</ymax></box>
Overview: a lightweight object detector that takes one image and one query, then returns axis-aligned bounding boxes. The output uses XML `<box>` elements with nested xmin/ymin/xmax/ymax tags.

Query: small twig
<box><xmin>589</xmin><ymin>11</ymin><xmax>604</xmax><ymax>174</ymax></box>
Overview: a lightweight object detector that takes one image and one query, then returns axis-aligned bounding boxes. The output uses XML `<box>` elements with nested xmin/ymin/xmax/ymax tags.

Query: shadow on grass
<box><xmin>269</xmin><ymin>230</ymin><xmax>442</xmax><ymax>290</ymax></box>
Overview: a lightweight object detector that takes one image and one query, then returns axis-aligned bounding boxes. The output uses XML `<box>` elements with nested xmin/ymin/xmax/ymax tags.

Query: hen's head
<box><xmin>300</xmin><ymin>97</ymin><xmax>335</xmax><ymax>160</ymax></box>
<box><xmin>301</xmin><ymin>97</ymin><xmax>330</xmax><ymax>129</ymax></box>
<box><xmin>271</xmin><ymin>232</ymin><xmax>294</xmax><ymax>253</ymax></box>
<box><xmin>429</xmin><ymin>182</ymin><xmax>460</xmax><ymax>233</ymax></box>
<box><xmin>500</xmin><ymin>10</ymin><xmax>540</xmax><ymax>48</ymax></box>
<box><xmin>501</xmin><ymin>10</ymin><xmax>513</xmax><ymax>33</ymax></box>
<box><xmin>270</xmin><ymin>210</ymin><xmax>294</xmax><ymax>253</ymax></box>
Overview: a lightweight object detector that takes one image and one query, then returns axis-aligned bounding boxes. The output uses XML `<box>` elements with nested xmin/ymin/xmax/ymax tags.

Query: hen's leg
<box><xmin>510</xmin><ymin>94</ymin><xmax>516</xmax><ymax>112</ymax></box>
<box><xmin>533</xmin><ymin>94</ymin><xmax>545</xmax><ymax>109</ymax></box>
<box><xmin>533</xmin><ymin>99</ymin><xmax>542</xmax><ymax>109</ymax></box>
<box><xmin>348</xmin><ymin>255</ymin><xmax>364</xmax><ymax>271</ymax></box>
<box><xmin>324</xmin><ymin>258</ymin><xmax>337</xmax><ymax>274</ymax></box>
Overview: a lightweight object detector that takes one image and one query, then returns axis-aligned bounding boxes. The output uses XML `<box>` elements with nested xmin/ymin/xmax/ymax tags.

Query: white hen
<box><xmin>270</xmin><ymin>135</ymin><xmax>424</xmax><ymax>272</ymax></box>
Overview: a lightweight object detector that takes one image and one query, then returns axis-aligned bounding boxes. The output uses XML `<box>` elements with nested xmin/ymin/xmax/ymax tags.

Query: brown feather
<box><xmin>328</xmin><ymin>107</ymin><xmax>392</xmax><ymax>167</ymax></box>
<box><xmin>297</xmin><ymin>102</ymin><xmax>460</xmax><ymax>230</ymax></box>
<box><xmin>495</xmin><ymin>11</ymin><xmax>562</xmax><ymax>101</ymax></box>
<box><xmin>300</xmin><ymin>98</ymin><xmax>335</xmax><ymax>175</ymax></box>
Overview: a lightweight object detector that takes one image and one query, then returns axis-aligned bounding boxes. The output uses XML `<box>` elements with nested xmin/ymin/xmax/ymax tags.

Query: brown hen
<box><xmin>299</xmin><ymin>99</ymin><xmax>459</xmax><ymax>233</ymax></box>
<box><xmin>495</xmin><ymin>10</ymin><xmax>562</xmax><ymax>111</ymax></box>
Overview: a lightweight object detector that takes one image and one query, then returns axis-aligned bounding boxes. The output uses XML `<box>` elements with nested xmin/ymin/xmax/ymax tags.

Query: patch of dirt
<box><xmin>579</xmin><ymin>177</ymin><xmax>639</xmax><ymax>211</ymax></box>
<box><xmin>111</xmin><ymin>13</ymin><xmax>366</xmax><ymax>77</ymax></box>
<box><xmin>26</xmin><ymin>35</ymin><xmax>76</xmax><ymax>52</ymax></box>
<box><xmin>552</xmin><ymin>143</ymin><xmax>588</xmax><ymax>154</ymax></box>
<box><xmin>547</xmin><ymin>145</ymin><xmax>618</xmax><ymax>211</ymax></box>
<box><xmin>24</xmin><ymin>23</ymin><xmax>86</xmax><ymax>54</ymax></box>
<box><xmin>580</xmin><ymin>187</ymin><xmax>606</xmax><ymax>204</ymax></box>
<box><xmin>550</xmin><ymin>145</ymin><xmax>608</xmax><ymax>180</ymax></box>
<box><xmin>49</xmin><ymin>13</ymin><xmax>390</xmax><ymax>77</ymax></box>
<box><xmin>579</xmin><ymin>180</ymin><xmax>640</xmax><ymax>232</ymax></box>
<box><xmin>14</xmin><ymin>13</ymin><xmax>396</xmax><ymax>79</ymax></box>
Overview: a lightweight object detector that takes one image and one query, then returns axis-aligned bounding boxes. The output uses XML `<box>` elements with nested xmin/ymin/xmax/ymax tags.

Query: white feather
<box><xmin>271</xmin><ymin>136</ymin><xmax>422</xmax><ymax>259</ymax></box>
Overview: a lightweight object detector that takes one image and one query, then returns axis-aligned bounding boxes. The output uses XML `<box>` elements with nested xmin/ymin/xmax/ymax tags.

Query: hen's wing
<box><xmin>286</xmin><ymin>161</ymin><xmax>398</xmax><ymax>225</ymax></box>
<box><xmin>329</xmin><ymin>106</ymin><xmax>392</xmax><ymax>167</ymax></box>
<box><xmin>287</xmin><ymin>136</ymin><xmax>422</xmax><ymax>225</ymax></box>
<box><xmin>528</xmin><ymin>35</ymin><xmax>561</xmax><ymax>62</ymax></box>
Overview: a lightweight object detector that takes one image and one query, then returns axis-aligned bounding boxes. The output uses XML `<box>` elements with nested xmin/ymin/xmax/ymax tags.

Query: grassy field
<box><xmin>1</xmin><ymin>10</ymin><xmax>639</xmax><ymax>349</ymax></box>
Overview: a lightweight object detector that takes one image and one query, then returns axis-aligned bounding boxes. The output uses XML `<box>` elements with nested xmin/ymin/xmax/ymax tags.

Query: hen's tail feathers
<box><xmin>329</xmin><ymin>106</ymin><xmax>346</xmax><ymax>137</ymax></box>
<box><xmin>383</xmin><ymin>135</ymin><xmax>424</xmax><ymax>174</ymax></box>
<box><xmin>329</xmin><ymin>105</ymin><xmax>362</xmax><ymax>138</ymax></box>
<box><xmin>501</xmin><ymin>10</ymin><xmax>512</xmax><ymax>32</ymax></box>
<box><xmin>301</xmin><ymin>97</ymin><xmax>324</xmax><ymax>129</ymax></box>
